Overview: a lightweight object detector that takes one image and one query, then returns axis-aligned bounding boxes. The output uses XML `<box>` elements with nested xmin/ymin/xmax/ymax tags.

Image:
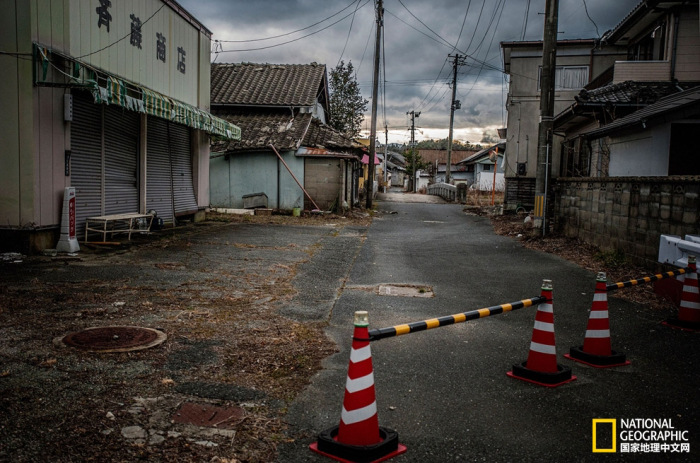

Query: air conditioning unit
<box><xmin>517</xmin><ymin>163</ymin><xmax>527</xmax><ymax>176</ymax></box>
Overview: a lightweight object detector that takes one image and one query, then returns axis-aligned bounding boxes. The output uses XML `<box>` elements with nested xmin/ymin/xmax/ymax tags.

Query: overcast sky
<box><xmin>177</xmin><ymin>0</ymin><xmax>641</xmax><ymax>144</ymax></box>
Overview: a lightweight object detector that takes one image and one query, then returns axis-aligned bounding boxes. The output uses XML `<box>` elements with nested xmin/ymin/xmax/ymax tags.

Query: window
<box><xmin>482</xmin><ymin>164</ymin><xmax>493</xmax><ymax>172</ymax></box>
<box><xmin>539</xmin><ymin>66</ymin><xmax>589</xmax><ymax>91</ymax></box>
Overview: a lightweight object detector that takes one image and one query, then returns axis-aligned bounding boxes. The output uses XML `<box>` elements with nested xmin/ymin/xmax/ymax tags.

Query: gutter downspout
<box><xmin>670</xmin><ymin>8</ymin><xmax>681</xmax><ymax>81</ymax></box>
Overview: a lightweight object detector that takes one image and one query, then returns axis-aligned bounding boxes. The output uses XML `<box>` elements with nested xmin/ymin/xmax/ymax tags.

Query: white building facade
<box><xmin>0</xmin><ymin>0</ymin><xmax>239</xmax><ymax>252</ymax></box>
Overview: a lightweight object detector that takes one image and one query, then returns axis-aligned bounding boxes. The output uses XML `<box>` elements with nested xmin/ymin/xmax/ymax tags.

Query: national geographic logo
<box><xmin>593</xmin><ymin>418</ymin><xmax>690</xmax><ymax>454</ymax></box>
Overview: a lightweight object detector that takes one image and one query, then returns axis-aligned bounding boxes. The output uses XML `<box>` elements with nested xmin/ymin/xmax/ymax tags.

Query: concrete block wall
<box><xmin>554</xmin><ymin>177</ymin><xmax>700</xmax><ymax>268</ymax></box>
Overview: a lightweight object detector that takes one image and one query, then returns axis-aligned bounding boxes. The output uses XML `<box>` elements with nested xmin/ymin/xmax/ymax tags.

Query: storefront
<box><xmin>0</xmin><ymin>0</ymin><xmax>240</xmax><ymax>252</ymax></box>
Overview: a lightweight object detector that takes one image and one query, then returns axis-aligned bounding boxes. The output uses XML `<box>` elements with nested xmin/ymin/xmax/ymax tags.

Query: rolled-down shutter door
<box><xmin>104</xmin><ymin>106</ymin><xmax>139</xmax><ymax>215</ymax></box>
<box><xmin>71</xmin><ymin>92</ymin><xmax>102</xmax><ymax>239</ymax></box>
<box><xmin>168</xmin><ymin>123</ymin><xmax>198</xmax><ymax>215</ymax></box>
<box><xmin>146</xmin><ymin>118</ymin><xmax>197</xmax><ymax>223</ymax></box>
<box><xmin>146</xmin><ymin>117</ymin><xmax>175</xmax><ymax>223</ymax></box>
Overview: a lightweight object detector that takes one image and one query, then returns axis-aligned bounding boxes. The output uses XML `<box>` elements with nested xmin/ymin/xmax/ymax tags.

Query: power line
<box><xmin>337</xmin><ymin>0</ymin><xmax>364</xmax><ymax>68</ymax></box>
<box><xmin>216</xmin><ymin>1</ymin><xmax>359</xmax><ymax>43</ymax></box>
<box><xmin>75</xmin><ymin>3</ymin><xmax>168</xmax><ymax>60</ymax></box>
<box><xmin>453</xmin><ymin>0</ymin><xmax>473</xmax><ymax>52</ymax></box>
<box><xmin>396</xmin><ymin>0</ymin><xmax>455</xmax><ymax>49</ymax></box>
<box><xmin>463</xmin><ymin>0</ymin><xmax>487</xmax><ymax>55</ymax></box>
<box><xmin>520</xmin><ymin>0</ymin><xmax>532</xmax><ymax>40</ymax></box>
<box><xmin>215</xmin><ymin>0</ymin><xmax>371</xmax><ymax>53</ymax></box>
<box><xmin>582</xmin><ymin>0</ymin><xmax>600</xmax><ymax>38</ymax></box>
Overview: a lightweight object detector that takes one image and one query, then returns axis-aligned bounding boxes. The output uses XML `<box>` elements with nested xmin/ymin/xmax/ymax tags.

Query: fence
<box><xmin>426</xmin><ymin>182</ymin><xmax>456</xmax><ymax>202</ymax></box>
<box><xmin>555</xmin><ymin>177</ymin><xmax>700</xmax><ymax>267</ymax></box>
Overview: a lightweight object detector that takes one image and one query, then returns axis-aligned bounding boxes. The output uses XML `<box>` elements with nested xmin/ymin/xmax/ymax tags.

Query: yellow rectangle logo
<box><xmin>592</xmin><ymin>419</ymin><xmax>616</xmax><ymax>453</ymax></box>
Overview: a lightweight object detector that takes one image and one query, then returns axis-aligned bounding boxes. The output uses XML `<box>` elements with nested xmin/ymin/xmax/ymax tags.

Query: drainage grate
<box><xmin>172</xmin><ymin>402</ymin><xmax>243</xmax><ymax>429</ymax></box>
<box><xmin>59</xmin><ymin>326</ymin><xmax>167</xmax><ymax>352</ymax></box>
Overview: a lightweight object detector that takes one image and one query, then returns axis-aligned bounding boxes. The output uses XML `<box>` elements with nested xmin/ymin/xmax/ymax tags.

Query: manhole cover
<box><xmin>377</xmin><ymin>284</ymin><xmax>434</xmax><ymax>298</ymax></box>
<box><xmin>57</xmin><ymin>326</ymin><xmax>167</xmax><ymax>352</ymax></box>
<box><xmin>172</xmin><ymin>402</ymin><xmax>243</xmax><ymax>429</ymax></box>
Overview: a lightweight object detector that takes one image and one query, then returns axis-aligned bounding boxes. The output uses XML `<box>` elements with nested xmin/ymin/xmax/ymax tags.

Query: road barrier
<box><xmin>366</xmin><ymin>295</ymin><xmax>546</xmax><ymax>341</ymax></box>
<box><xmin>663</xmin><ymin>256</ymin><xmax>700</xmax><ymax>331</ymax></box>
<box><xmin>606</xmin><ymin>267</ymin><xmax>689</xmax><ymax>292</ymax></box>
<box><xmin>311</xmin><ymin>263</ymin><xmax>696</xmax><ymax>461</ymax></box>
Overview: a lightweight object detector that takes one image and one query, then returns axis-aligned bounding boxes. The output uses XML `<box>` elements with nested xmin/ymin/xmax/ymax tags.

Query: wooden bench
<box><xmin>85</xmin><ymin>213</ymin><xmax>153</xmax><ymax>243</ymax></box>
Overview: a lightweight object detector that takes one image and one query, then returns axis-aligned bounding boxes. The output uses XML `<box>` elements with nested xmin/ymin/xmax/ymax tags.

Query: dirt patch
<box><xmin>0</xmin><ymin>217</ymin><xmax>362</xmax><ymax>463</ymax></box>
<box><xmin>489</xmin><ymin>212</ymin><xmax>677</xmax><ymax>312</ymax></box>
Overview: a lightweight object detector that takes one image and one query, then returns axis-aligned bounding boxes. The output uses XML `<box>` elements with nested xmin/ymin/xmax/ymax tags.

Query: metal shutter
<box><xmin>71</xmin><ymin>92</ymin><xmax>102</xmax><ymax>239</ymax></box>
<box><xmin>168</xmin><ymin>123</ymin><xmax>198</xmax><ymax>215</ymax></box>
<box><xmin>146</xmin><ymin>117</ymin><xmax>175</xmax><ymax>223</ymax></box>
<box><xmin>104</xmin><ymin>106</ymin><xmax>139</xmax><ymax>215</ymax></box>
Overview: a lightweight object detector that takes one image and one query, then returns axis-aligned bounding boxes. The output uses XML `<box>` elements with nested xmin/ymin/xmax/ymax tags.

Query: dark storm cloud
<box><xmin>178</xmin><ymin>0</ymin><xmax>641</xmax><ymax>141</ymax></box>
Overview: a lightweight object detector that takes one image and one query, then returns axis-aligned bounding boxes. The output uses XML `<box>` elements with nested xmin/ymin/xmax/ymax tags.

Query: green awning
<box><xmin>93</xmin><ymin>79</ymin><xmax>240</xmax><ymax>140</ymax></box>
<box><xmin>32</xmin><ymin>43</ymin><xmax>240</xmax><ymax>140</ymax></box>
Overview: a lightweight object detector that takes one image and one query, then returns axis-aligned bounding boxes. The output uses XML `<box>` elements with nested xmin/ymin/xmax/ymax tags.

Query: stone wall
<box><xmin>554</xmin><ymin>177</ymin><xmax>700</xmax><ymax>268</ymax></box>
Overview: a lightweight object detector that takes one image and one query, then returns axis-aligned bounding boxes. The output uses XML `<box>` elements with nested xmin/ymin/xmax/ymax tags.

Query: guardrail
<box><xmin>427</xmin><ymin>182</ymin><xmax>457</xmax><ymax>202</ymax></box>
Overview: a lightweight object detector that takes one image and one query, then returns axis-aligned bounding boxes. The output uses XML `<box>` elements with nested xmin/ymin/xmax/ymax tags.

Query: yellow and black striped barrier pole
<box><xmin>366</xmin><ymin>296</ymin><xmax>546</xmax><ymax>342</ymax></box>
<box><xmin>606</xmin><ymin>268</ymin><xmax>689</xmax><ymax>292</ymax></box>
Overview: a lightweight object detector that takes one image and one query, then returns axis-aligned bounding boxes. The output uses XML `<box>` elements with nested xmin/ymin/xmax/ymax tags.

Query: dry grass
<box><xmin>489</xmin><ymin>213</ymin><xmax>677</xmax><ymax>312</ymax></box>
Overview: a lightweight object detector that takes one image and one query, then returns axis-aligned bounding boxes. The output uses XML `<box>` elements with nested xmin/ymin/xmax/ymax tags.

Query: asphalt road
<box><xmin>279</xmin><ymin>199</ymin><xmax>698</xmax><ymax>462</ymax></box>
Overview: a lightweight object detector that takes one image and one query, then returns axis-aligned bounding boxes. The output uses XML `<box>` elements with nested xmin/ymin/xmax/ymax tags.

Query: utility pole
<box><xmin>533</xmin><ymin>0</ymin><xmax>559</xmax><ymax>236</ymax></box>
<box><xmin>446</xmin><ymin>54</ymin><xmax>465</xmax><ymax>185</ymax></box>
<box><xmin>366</xmin><ymin>0</ymin><xmax>383</xmax><ymax>210</ymax></box>
<box><xmin>408</xmin><ymin>110</ymin><xmax>420</xmax><ymax>192</ymax></box>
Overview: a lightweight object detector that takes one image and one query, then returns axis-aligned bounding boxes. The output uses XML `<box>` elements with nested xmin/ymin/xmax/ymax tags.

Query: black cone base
<box><xmin>310</xmin><ymin>425</ymin><xmax>406</xmax><ymax>463</ymax></box>
<box><xmin>566</xmin><ymin>346</ymin><xmax>629</xmax><ymax>368</ymax></box>
<box><xmin>507</xmin><ymin>361</ymin><xmax>576</xmax><ymax>387</ymax></box>
<box><xmin>664</xmin><ymin>318</ymin><xmax>700</xmax><ymax>331</ymax></box>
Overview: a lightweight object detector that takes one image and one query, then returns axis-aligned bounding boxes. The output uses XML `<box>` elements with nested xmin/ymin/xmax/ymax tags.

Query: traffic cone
<box><xmin>507</xmin><ymin>280</ymin><xmax>576</xmax><ymax>387</ymax></box>
<box><xmin>665</xmin><ymin>255</ymin><xmax>700</xmax><ymax>331</ymax></box>
<box><xmin>310</xmin><ymin>311</ymin><xmax>407</xmax><ymax>462</ymax></box>
<box><xmin>565</xmin><ymin>272</ymin><xmax>630</xmax><ymax>368</ymax></box>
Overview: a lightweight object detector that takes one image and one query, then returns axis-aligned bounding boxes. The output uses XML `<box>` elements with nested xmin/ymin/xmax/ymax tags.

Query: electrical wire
<box><xmin>520</xmin><ymin>0</ymin><xmax>531</xmax><ymax>40</ymax></box>
<box><xmin>463</xmin><ymin>0</ymin><xmax>487</xmax><ymax>55</ymax></box>
<box><xmin>582</xmin><ymin>0</ymin><xmax>601</xmax><ymax>38</ymax></box>
<box><xmin>215</xmin><ymin>0</ymin><xmax>371</xmax><ymax>53</ymax></box>
<box><xmin>337</xmin><ymin>0</ymin><xmax>364</xmax><ymax>68</ymax></box>
<box><xmin>216</xmin><ymin>1</ymin><xmax>359</xmax><ymax>43</ymax></box>
<box><xmin>0</xmin><ymin>51</ymin><xmax>32</xmax><ymax>61</ymax></box>
<box><xmin>453</xmin><ymin>0</ymin><xmax>473</xmax><ymax>52</ymax></box>
<box><xmin>75</xmin><ymin>3</ymin><xmax>168</xmax><ymax>60</ymax></box>
<box><xmin>396</xmin><ymin>0</ymin><xmax>454</xmax><ymax>49</ymax></box>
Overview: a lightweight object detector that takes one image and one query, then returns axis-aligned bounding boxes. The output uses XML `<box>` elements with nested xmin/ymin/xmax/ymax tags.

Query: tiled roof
<box><xmin>576</xmin><ymin>81</ymin><xmax>698</xmax><ymax>105</ymax></box>
<box><xmin>584</xmin><ymin>85</ymin><xmax>700</xmax><ymax>139</ymax></box>
<box><xmin>211</xmin><ymin>112</ymin><xmax>312</xmax><ymax>153</ymax></box>
<box><xmin>302</xmin><ymin>117</ymin><xmax>360</xmax><ymax>151</ymax></box>
<box><xmin>211</xmin><ymin>63</ymin><xmax>327</xmax><ymax>107</ymax></box>
<box><xmin>456</xmin><ymin>142</ymin><xmax>505</xmax><ymax>165</ymax></box>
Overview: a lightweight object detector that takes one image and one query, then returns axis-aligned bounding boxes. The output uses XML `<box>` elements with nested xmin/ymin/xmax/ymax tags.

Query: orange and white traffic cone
<box><xmin>665</xmin><ymin>255</ymin><xmax>700</xmax><ymax>331</ymax></box>
<box><xmin>310</xmin><ymin>311</ymin><xmax>407</xmax><ymax>462</ymax></box>
<box><xmin>565</xmin><ymin>272</ymin><xmax>630</xmax><ymax>368</ymax></box>
<box><xmin>507</xmin><ymin>280</ymin><xmax>576</xmax><ymax>387</ymax></box>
